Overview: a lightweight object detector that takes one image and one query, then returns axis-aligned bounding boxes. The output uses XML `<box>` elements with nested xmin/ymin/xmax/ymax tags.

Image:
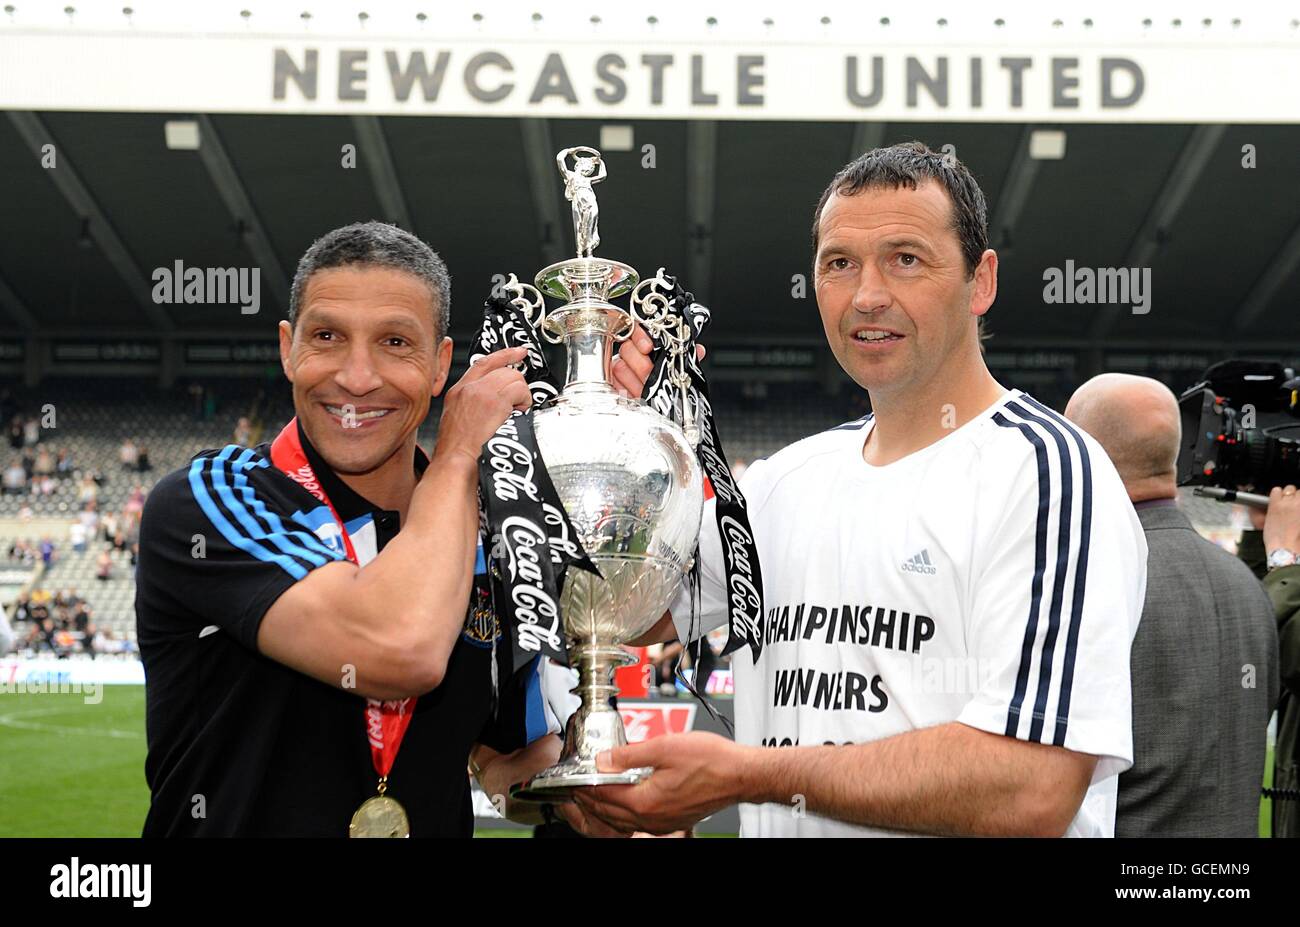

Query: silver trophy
<box><xmin>511</xmin><ymin>147</ymin><xmax>704</xmax><ymax>799</ymax></box>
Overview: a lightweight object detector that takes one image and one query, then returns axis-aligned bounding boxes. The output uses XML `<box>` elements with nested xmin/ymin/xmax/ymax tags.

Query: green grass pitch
<box><xmin>0</xmin><ymin>686</ymin><xmax>1277</xmax><ymax>837</ymax></box>
<box><xmin>0</xmin><ymin>687</ymin><xmax>150</xmax><ymax>837</ymax></box>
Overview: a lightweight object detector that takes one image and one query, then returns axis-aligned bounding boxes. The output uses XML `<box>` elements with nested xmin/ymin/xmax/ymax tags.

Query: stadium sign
<box><xmin>0</xmin><ymin>657</ymin><xmax>145</xmax><ymax>687</ymax></box>
<box><xmin>184</xmin><ymin>341</ymin><xmax>282</xmax><ymax>364</ymax></box>
<box><xmin>2</xmin><ymin>31</ymin><xmax>1299</xmax><ymax>122</ymax></box>
<box><xmin>52</xmin><ymin>341</ymin><xmax>160</xmax><ymax>363</ymax></box>
<box><xmin>619</xmin><ymin>702</ymin><xmax>698</xmax><ymax>742</ymax></box>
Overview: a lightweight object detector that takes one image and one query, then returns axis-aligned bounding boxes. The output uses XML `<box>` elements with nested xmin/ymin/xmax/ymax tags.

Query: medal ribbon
<box><xmin>270</xmin><ymin>419</ymin><xmax>416</xmax><ymax>788</ymax></box>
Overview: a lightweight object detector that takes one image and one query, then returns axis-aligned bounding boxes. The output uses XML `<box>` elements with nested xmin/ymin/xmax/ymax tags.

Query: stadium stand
<box><xmin>0</xmin><ymin>374</ymin><xmax>1239</xmax><ymax>659</ymax></box>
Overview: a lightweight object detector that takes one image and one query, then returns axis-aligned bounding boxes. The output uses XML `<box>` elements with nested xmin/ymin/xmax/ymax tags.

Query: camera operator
<box><xmin>1066</xmin><ymin>373</ymin><xmax>1279</xmax><ymax>837</ymax></box>
<box><xmin>1238</xmin><ymin>485</ymin><xmax>1300</xmax><ymax>837</ymax></box>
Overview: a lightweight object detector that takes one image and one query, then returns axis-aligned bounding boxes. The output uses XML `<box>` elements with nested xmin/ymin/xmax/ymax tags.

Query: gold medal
<box><xmin>349</xmin><ymin>794</ymin><xmax>410</xmax><ymax>838</ymax></box>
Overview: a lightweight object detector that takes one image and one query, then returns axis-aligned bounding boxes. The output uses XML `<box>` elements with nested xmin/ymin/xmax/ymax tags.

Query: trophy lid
<box><xmin>535</xmin><ymin>258</ymin><xmax>638</xmax><ymax>302</ymax></box>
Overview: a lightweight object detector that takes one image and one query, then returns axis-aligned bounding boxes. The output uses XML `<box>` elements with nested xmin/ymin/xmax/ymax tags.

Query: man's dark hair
<box><xmin>288</xmin><ymin>221</ymin><xmax>451</xmax><ymax>338</ymax></box>
<box><xmin>811</xmin><ymin>141</ymin><xmax>991</xmax><ymax>342</ymax></box>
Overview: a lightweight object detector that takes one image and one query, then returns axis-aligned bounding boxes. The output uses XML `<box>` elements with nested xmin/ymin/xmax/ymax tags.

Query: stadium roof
<box><xmin>2</xmin><ymin>112</ymin><xmax>1298</xmax><ymax>349</ymax></box>
<box><xmin>0</xmin><ymin>1</ymin><xmax>1297</xmax><ymax>357</ymax></box>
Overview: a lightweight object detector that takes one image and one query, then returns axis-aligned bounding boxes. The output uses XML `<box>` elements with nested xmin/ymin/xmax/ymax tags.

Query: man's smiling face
<box><xmin>278</xmin><ymin>265</ymin><xmax>451</xmax><ymax>476</ymax></box>
<box><xmin>813</xmin><ymin>179</ymin><xmax>994</xmax><ymax>398</ymax></box>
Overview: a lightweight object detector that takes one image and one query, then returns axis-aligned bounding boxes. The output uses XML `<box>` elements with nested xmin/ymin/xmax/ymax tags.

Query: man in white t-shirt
<box><xmin>580</xmin><ymin>141</ymin><xmax>1148</xmax><ymax>837</ymax></box>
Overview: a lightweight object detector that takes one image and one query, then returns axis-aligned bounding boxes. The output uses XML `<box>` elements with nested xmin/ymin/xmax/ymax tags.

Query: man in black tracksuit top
<box><xmin>136</xmin><ymin>222</ymin><xmax>587</xmax><ymax>836</ymax></box>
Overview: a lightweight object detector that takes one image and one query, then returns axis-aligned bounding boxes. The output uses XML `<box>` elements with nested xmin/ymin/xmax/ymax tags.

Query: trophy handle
<box><xmin>631</xmin><ymin>269</ymin><xmax>702</xmax><ymax>447</ymax></box>
<box><xmin>499</xmin><ymin>273</ymin><xmax>557</xmax><ymax>342</ymax></box>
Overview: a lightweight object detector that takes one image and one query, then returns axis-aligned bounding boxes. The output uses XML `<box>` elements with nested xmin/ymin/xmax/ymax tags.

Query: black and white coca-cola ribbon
<box><xmin>632</xmin><ymin>268</ymin><xmax>765</xmax><ymax>662</ymax></box>
<box><xmin>469</xmin><ymin>278</ymin><xmax>599</xmax><ymax>684</ymax></box>
<box><xmin>469</xmin><ymin>275</ymin><xmax>559</xmax><ymax>407</ymax></box>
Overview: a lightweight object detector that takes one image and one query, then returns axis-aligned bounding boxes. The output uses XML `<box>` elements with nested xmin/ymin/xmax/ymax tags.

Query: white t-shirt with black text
<box><xmin>671</xmin><ymin>389</ymin><xmax>1147</xmax><ymax>837</ymax></box>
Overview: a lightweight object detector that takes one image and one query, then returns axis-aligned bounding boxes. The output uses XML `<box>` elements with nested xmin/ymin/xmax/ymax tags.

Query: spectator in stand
<box><xmin>95</xmin><ymin>549</ymin><xmax>112</xmax><ymax>581</ymax></box>
<box><xmin>22</xmin><ymin>415</ymin><xmax>39</xmax><ymax>447</ymax></box>
<box><xmin>20</xmin><ymin>447</ymin><xmax>33</xmax><ymax>480</ymax></box>
<box><xmin>648</xmin><ymin>640</ymin><xmax>685</xmax><ymax>694</ymax></box>
<box><xmin>39</xmin><ymin>537</ymin><xmax>55</xmax><ymax>566</ymax></box>
<box><xmin>124</xmin><ymin>512</ymin><xmax>140</xmax><ymax>548</ymax></box>
<box><xmin>101</xmin><ymin>510</ymin><xmax>119</xmax><ymax>545</ymax></box>
<box><xmin>56</xmin><ymin>448</ymin><xmax>74</xmax><ymax>478</ymax></box>
<box><xmin>53</xmin><ymin>598</ymin><xmax>69</xmax><ymax>630</ymax></box>
<box><xmin>78</xmin><ymin>501</ymin><xmax>99</xmax><ymax>536</ymax></box>
<box><xmin>34</xmin><ymin>473</ymin><xmax>55</xmax><ymax>496</ymax></box>
<box><xmin>124</xmin><ymin>485</ymin><xmax>146</xmax><ymax>517</ymax></box>
<box><xmin>119</xmin><ymin>438</ymin><xmax>139</xmax><ymax>470</ymax></box>
<box><xmin>137</xmin><ymin>444</ymin><xmax>152</xmax><ymax>473</ymax></box>
<box><xmin>72</xmin><ymin>603</ymin><xmax>91</xmax><ymax>651</ymax></box>
<box><xmin>7</xmin><ymin>415</ymin><xmax>23</xmax><ymax>450</ymax></box>
<box><xmin>187</xmin><ymin>382</ymin><xmax>204</xmax><ymax>421</ymax></box>
<box><xmin>233</xmin><ymin>416</ymin><xmax>253</xmax><ymax>446</ymax></box>
<box><xmin>69</xmin><ymin>520</ymin><xmax>88</xmax><ymax>553</ymax></box>
<box><xmin>33</xmin><ymin>446</ymin><xmax>54</xmax><ymax>478</ymax></box>
<box><xmin>76</xmin><ymin>474</ymin><xmax>99</xmax><ymax>505</ymax></box>
<box><xmin>122</xmin><ymin>518</ymin><xmax>138</xmax><ymax>561</ymax></box>
<box><xmin>53</xmin><ymin>626</ymin><xmax>78</xmax><ymax>654</ymax></box>
<box><xmin>27</xmin><ymin>617</ymin><xmax>57</xmax><ymax>653</ymax></box>
<box><xmin>94</xmin><ymin>625</ymin><xmax>134</xmax><ymax>655</ymax></box>
<box><xmin>3</xmin><ymin>459</ymin><xmax>26</xmax><ymax>495</ymax></box>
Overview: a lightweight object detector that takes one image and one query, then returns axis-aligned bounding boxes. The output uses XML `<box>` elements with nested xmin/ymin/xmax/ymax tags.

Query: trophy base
<box><xmin>510</xmin><ymin>643</ymin><xmax>652</xmax><ymax>804</ymax></box>
<box><xmin>511</xmin><ymin>761</ymin><xmax>653</xmax><ymax>803</ymax></box>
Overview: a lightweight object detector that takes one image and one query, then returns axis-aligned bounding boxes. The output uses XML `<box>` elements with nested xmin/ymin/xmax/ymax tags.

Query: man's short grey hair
<box><xmin>288</xmin><ymin>221</ymin><xmax>451</xmax><ymax>338</ymax></box>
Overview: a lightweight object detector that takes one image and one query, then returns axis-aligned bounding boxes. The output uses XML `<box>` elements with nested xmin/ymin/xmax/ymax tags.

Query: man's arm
<box><xmin>471</xmin><ymin>738</ymin><xmax>560</xmax><ymax>825</ymax></box>
<box><xmin>575</xmin><ymin>723</ymin><xmax>1096</xmax><ymax>837</ymax></box>
<box><xmin>257</xmin><ymin>347</ymin><xmax>532</xmax><ymax>700</ymax></box>
<box><xmin>1260</xmin><ymin>485</ymin><xmax>1300</xmax><ymax>693</ymax></box>
<box><xmin>256</xmin><ymin>453</ymin><xmax>479</xmax><ymax>700</ymax></box>
<box><xmin>626</xmin><ymin>610</ymin><xmax>675</xmax><ymax>647</ymax></box>
<box><xmin>471</xmin><ymin>739</ymin><xmax>626</xmax><ymax>835</ymax></box>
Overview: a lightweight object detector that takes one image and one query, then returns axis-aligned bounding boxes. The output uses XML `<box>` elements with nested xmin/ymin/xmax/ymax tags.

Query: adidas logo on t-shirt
<box><xmin>901</xmin><ymin>549</ymin><xmax>937</xmax><ymax>575</ymax></box>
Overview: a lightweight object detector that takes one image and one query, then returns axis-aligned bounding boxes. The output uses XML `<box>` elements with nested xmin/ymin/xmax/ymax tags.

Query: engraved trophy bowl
<box><xmin>512</xmin><ymin>149</ymin><xmax>703</xmax><ymax>801</ymax></box>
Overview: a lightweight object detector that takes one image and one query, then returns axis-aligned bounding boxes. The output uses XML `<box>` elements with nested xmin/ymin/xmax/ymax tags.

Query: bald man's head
<box><xmin>1065</xmin><ymin>373</ymin><xmax>1181</xmax><ymax>502</ymax></box>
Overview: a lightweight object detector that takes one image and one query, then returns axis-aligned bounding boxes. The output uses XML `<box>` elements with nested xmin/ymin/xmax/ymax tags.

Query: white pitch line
<box><xmin>0</xmin><ymin>704</ymin><xmax>142</xmax><ymax>739</ymax></box>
